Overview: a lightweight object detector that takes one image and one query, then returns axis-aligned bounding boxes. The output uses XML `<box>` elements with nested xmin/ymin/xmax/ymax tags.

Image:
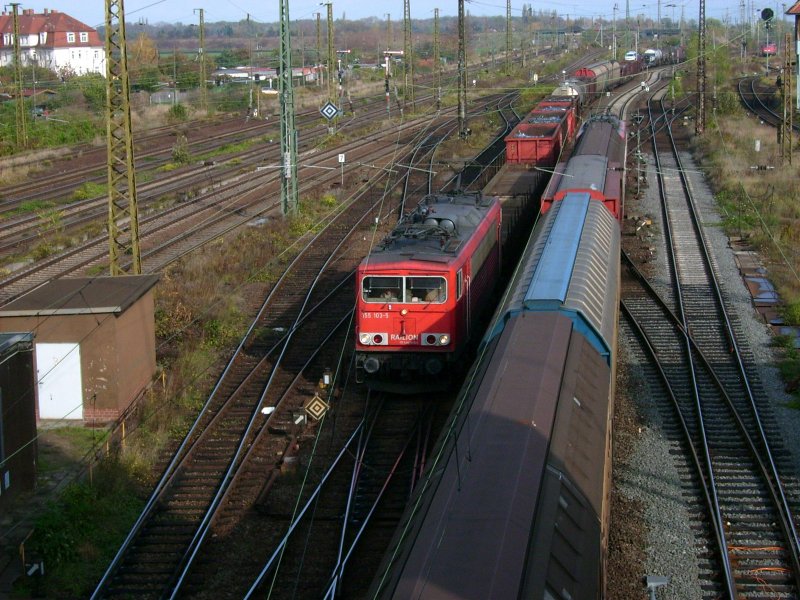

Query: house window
<box><xmin>3</xmin><ymin>34</ymin><xmax>12</xmax><ymax>46</ymax></box>
<box><xmin>80</xmin><ymin>32</ymin><xmax>88</xmax><ymax>43</ymax></box>
<box><xmin>67</xmin><ymin>32</ymin><xmax>75</xmax><ymax>43</ymax></box>
<box><xmin>39</xmin><ymin>31</ymin><xmax>47</xmax><ymax>44</ymax></box>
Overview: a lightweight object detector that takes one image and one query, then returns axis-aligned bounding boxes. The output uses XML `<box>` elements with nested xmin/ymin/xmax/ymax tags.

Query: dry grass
<box><xmin>0</xmin><ymin>147</ymin><xmax>68</xmax><ymax>185</ymax></box>
<box><xmin>696</xmin><ymin>109</ymin><xmax>800</xmax><ymax>316</ymax></box>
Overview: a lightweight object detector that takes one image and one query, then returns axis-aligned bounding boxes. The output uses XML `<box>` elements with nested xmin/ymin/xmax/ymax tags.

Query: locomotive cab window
<box><xmin>362</xmin><ymin>276</ymin><xmax>403</xmax><ymax>302</ymax></box>
<box><xmin>407</xmin><ymin>277</ymin><xmax>446</xmax><ymax>304</ymax></box>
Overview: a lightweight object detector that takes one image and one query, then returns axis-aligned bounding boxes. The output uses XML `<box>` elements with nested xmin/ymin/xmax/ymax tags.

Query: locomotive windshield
<box><xmin>362</xmin><ymin>276</ymin><xmax>446</xmax><ymax>304</ymax></box>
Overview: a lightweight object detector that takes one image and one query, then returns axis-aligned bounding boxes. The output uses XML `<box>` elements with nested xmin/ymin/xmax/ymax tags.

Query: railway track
<box><xmin>89</xmin><ymin>107</ymin><xmax>468</xmax><ymax>598</ymax></box>
<box><xmin>737</xmin><ymin>76</ymin><xmax>797</xmax><ymax>131</ymax></box>
<box><xmin>621</xmin><ymin>91</ymin><xmax>800</xmax><ymax>599</ymax></box>
<box><xmin>0</xmin><ymin>106</ymin><xmax>475</xmax><ymax>306</ymax></box>
<box><xmin>87</xmin><ymin>51</ymin><xmax>606</xmax><ymax>599</ymax></box>
<box><xmin>91</xmin><ymin>168</ymin><xmax>389</xmax><ymax>600</ymax></box>
<box><xmin>0</xmin><ymin>94</ymin><xmax>422</xmax><ymax>259</ymax></box>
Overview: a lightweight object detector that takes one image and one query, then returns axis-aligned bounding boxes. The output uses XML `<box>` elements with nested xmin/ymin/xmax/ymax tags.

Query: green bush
<box><xmin>20</xmin><ymin>460</ymin><xmax>146</xmax><ymax>598</ymax></box>
<box><xmin>167</xmin><ymin>103</ymin><xmax>188</xmax><ymax>122</ymax></box>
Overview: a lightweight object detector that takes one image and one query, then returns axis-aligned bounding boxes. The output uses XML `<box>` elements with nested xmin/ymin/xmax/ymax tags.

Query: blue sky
<box><xmin>20</xmin><ymin>1</ymin><xmax>785</xmax><ymax>30</ymax></box>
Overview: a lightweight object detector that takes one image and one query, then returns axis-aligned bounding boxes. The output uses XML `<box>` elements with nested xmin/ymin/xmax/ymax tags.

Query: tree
<box><xmin>129</xmin><ymin>33</ymin><xmax>162</xmax><ymax>91</ymax></box>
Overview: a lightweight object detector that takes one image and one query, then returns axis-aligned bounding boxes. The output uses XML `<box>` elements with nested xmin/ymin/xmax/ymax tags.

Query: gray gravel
<box><xmin>614</xmin><ymin>149</ymin><xmax>800</xmax><ymax>599</ymax></box>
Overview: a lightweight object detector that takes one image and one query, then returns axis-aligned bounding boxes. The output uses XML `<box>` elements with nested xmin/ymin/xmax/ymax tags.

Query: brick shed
<box><xmin>0</xmin><ymin>332</ymin><xmax>37</xmax><ymax>509</ymax></box>
<box><xmin>0</xmin><ymin>276</ymin><xmax>160</xmax><ymax>423</ymax></box>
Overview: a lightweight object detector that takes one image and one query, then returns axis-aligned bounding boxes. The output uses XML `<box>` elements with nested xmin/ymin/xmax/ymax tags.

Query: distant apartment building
<box><xmin>0</xmin><ymin>8</ymin><xmax>104</xmax><ymax>76</ymax></box>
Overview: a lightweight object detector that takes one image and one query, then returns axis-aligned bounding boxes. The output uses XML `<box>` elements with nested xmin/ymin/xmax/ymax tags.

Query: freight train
<box><xmin>504</xmin><ymin>56</ymin><xmax>640</xmax><ymax>168</ymax></box>
<box><xmin>354</xmin><ymin>192</ymin><xmax>502</xmax><ymax>391</ymax></box>
<box><xmin>355</xmin><ymin>57</ymin><xmax>635</xmax><ymax>392</ymax></box>
<box><xmin>368</xmin><ymin>114</ymin><xmax>624</xmax><ymax>599</ymax></box>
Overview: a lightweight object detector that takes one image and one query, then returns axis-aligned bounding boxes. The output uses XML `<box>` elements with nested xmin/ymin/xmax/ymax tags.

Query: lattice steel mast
<box><xmin>434</xmin><ymin>8</ymin><xmax>441</xmax><ymax>110</ymax></box>
<box><xmin>506</xmin><ymin>0</ymin><xmax>512</xmax><ymax>73</ymax></box>
<box><xmin>458</xmin><ymin>0</ymin><xmax>468</xmax><ymax>138</ymax></box>
<box><xmin>325</xmin><ymin>2</ymin><xmax>334</xmax><ymax>105</ymax></box>
<box><xmin>105</xmin><ymin>0</ymin><xmax>141</xmax><ymax>275</ymax></box>
<box><xmin>781</xmin><ymin>32</ymin><xmax>793</xmax><ymax>164</ymax></box>
<box><xmin>696</xmin><ymin>0</ymin><xmax>707</xmax><ymax>134</ymax></box>
<box><xmin>316</xmin><ymin>12</ymin><xmax>322</xmax><ymax>87</ymax></box>
<box><xmin>9</xmin><ymin>3</ymin><xmax>27</xmax><ymax>150</ymax></box>
<box><xmin>403</xmin><ymin>0</ymin><xmax>414</xmax><ymax>108</ymax></box>
<box><xmin>279</xmin><ymin>0</ymin><xmax>297</xmax><ymax>214</ymax></box>
<box><xmin>194</xmin><ymin>8</ymin><xmax>207</xmax><ymax>113</ymax></box>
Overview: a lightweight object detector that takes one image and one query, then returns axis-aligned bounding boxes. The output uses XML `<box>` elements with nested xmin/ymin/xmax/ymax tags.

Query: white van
<box><xmin>624</xmin><ymin>50</ymin><xmax>639</xmax><ymax>61</ymax></box>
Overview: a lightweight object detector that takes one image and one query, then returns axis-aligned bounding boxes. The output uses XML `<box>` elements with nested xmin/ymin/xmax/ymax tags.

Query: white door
<box><xmin>36</xmin><ymin>343</ymin><xmax>83</xmax><ymax>420</ymax></box>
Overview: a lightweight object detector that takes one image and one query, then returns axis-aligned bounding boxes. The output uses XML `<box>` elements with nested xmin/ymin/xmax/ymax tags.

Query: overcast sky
<box><xmin>23</xmin><ymin>1</ymin><xmax>787</xmax><ymax>30</ymax></box>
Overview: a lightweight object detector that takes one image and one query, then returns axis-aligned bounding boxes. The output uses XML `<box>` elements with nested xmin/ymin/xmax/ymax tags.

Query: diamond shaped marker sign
<box><xmin>304</xmin><ymin>393</ymin><xmax>330</xmax><ymax>421</ymax></box>
<box><xmin>320</xmin><ymin>101</ymin><xmax>339</xmax><ymax>121</ymax></box>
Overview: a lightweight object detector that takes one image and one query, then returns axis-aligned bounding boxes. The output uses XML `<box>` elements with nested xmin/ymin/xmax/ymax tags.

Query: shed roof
<box><xmin>787</xmin><ymin>2</ymin><xmax>800</xmax><ymax>15</ymax></box>
<box><xmin>0</xmin><ymin>276</ymin><xmax>160</xmax><ymax>317</ymax></box>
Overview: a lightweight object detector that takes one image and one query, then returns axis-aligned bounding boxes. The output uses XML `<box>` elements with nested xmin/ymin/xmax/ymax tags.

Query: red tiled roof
<box><xmin>787</xmin><ymin>1</ymin><xmax>800</xmax><ymax>15</ymax></box>
<box><xmin>0</xmin><ymin>9</ymin><xmax>101</xmax><ymax>48</ymax></box>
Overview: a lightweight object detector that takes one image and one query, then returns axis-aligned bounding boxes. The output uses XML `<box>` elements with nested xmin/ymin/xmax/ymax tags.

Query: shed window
<box><xmin>67</xmin><ymin>32</ymin><xmax>75</xmax><ymax>43</ymax></box>
<box><xmin>80</xmin><ymin>32</ymin><xmax>88</xmax><ymax>43</ymax></box>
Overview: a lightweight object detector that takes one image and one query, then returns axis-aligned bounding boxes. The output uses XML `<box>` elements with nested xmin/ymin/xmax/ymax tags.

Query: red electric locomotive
<box><xmin>355</xmin><ymin>191</ymin><xmax>502</xmax><ymax>391</ymax></box>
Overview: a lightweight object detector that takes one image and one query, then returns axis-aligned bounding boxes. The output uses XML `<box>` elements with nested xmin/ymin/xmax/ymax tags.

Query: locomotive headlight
<box><xmin>401</xmin><ymin>309</ymin><xmax>408</xmax><ymax>315</ymax></box>
<box><xmin>439</xmin><ymin>334</ymin><xmax>450</xmax><ymax>345</ymax></box>
<box><xmin>359</xmin><ymin>333</ymin><xmax>372</xmax><ymax>345</ymax></box>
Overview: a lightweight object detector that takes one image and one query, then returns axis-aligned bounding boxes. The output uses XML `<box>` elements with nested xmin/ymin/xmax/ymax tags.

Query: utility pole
<box><xmin>506</xmin><ymin>0</ymin><xmax>512</xmax><ymax>73</ymax></box>
<box><xmin>403</xmin><ymin>0</ymin><xmax>414</xmax><ymax>108</ymax></box>
<box><xmin>194</xmin><ymin>8</ymin><xmax>207</xmax><ymax>113</ymax></box>
<box><xmin>780</xmin><ymin>32</ymin><xmax>793</xmax><ymax>163</ymax></box>
<box><xmin>657</xmin><ymin>0</ymin><xmax>661</xmax><ymax>50</ymax></box>
<box><xmin>458</xmin><ymin>0</ymin><xmax>468</xmax><ymax>138</ymax></box>
<box><xmin>8</xmin><ymin>3</ymin><xmax>27</xmax><ymax>150</ymax></box>
<box><xmin>613</xmin><ymin>3</ymin><xmax>618</xmax><ymax>60</ymax></box>
<box><xmin>325</xmin><ymin>2</ymin><xmax>334</xmax><ymax>105</ymax></box>
<box><xmin>316</xmin><ymin>13</ymin><xmax>322</xmax><ymax>87</ymax></box>
<box><xmin>105</xmin><ymin>0</ymin><xmax>141</xmax><ymax>275</ymax></box>
<box><xmin>791</xmin><ymin>2</ymin><xmax>800</xmax><ymax>111</ymax></box>
<box><xmin>740</xmin><ymin>0</ymin><xmax>747</xmax><ymax>63</ymax></box>
<box><xmin>434</xmin><ymin>8</ymin><xmax>441</xmax><ymax>110</ymax></box>
<box><xmin>626</xmin><ymin>0</ymin><xmax>631</xmax><ymax>51</ymax></box>
<box><xmin>279</xmin><ymin>0</ymin><xmax>297</xmax><ymax>214</ymax></box>
<box><xmin>385</xmin><ymin>13</ymin><xmax>391</xmax><ymax>50</ymax></box>
<box><xmin>173</xmin><ymin>48</ymin><xmax>178</xmax><ymax>106</ymax></box>
<box><xmin>696</xmin><ymin>0</ymin><xmax>707</xmax><ymax>134</ymax></box>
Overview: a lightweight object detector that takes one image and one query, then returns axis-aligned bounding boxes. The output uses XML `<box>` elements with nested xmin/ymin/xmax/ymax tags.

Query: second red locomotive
<box><xmin>355</xmin><ymin>192</ymin><xmax>501</xmax><ymax>391</ymax></box>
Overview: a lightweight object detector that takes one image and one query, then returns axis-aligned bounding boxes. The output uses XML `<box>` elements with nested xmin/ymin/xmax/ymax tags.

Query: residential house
<box><xmin>0</xmin><ymin>8</ymin><xmax>104</xmax><ymax>77</ymax></box>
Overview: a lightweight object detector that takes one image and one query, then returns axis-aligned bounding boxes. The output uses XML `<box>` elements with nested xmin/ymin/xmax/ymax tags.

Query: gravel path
<box><xmin>609</xmin><ymin>147</ymin><xmax>800</xmax><ymax>599</ymax></box>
